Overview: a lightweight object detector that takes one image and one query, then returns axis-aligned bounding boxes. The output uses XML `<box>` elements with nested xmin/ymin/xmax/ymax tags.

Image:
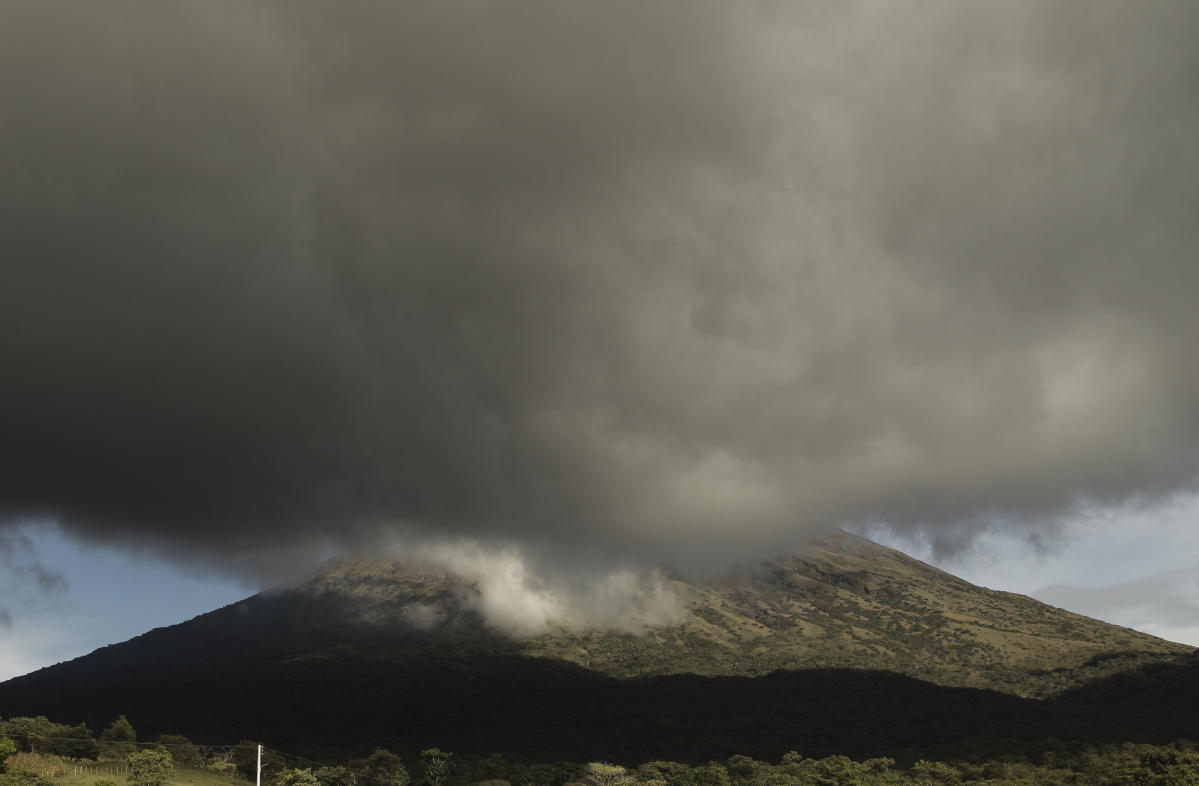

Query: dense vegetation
<box><xmin>4</xmin><ymin>714</ymin><xmax>1199</xmax><ymax>786</ymax></box>
<box><xmin>4</xmin><ymin>641</ymin><xmax>1198</xmax><ymax>763</ymax></box>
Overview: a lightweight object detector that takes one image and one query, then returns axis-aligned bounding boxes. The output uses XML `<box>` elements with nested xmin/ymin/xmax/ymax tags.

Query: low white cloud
<box><xmin>400</xmin><ymin>540</ymin><xmax>686</xmax><ymax>638</ymax></box>
<box><xmin>401</xmin><ymin>602</ymin><xmax>446</xmax><ymax>631</ymax></box>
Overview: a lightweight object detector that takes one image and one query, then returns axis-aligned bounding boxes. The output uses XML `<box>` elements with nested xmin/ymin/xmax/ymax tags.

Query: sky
<box><xmin>865</xmin><ymin>492</ymin><xmax>1199</xmax><ymax>649</ymax></box>
<box><xmin>2</xmin><ymin>1</ymin><xmax>1199</xmax><ymax>679</ymax></box>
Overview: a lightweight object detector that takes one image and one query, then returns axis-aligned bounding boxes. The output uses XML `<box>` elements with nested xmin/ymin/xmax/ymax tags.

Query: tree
<box><xmin>100</xmin><ymin>716</ymin><xmax>136</xmax><ymax>760</ymax></box>
<box><xmin>909</xmin><ymin>760</ymin><xmax>961</xmax><ymax>786</ymax></box>
<box><xmin>157</xmin><ymin>735</ymin><xmax>200</xmax><ymax>768</ymax></box>
<box><xmin>355</xmin><ymin>749</ymin><xmax>408</xmax><ymax>786</ymax></box>
<box><xmin>47</xmin><ymin>724</ymin><xmax>98</xmax><ymax>760</ymax></box>
<box><xmin>689</xmin><ymin>765</ymin><xmax>729</xmax><ymax>786</ymax></box>
<box><xmin>3</xmin><ymin>718</ymin><xmax>63</xmax><ymax>754</ymax></box>
<box><xmin>419</xmin><ymin>750</ymin><xmax>453</xmax><ymax>786</ymax></box>
<box><xmin>315</xmin><ymin>766</ymin><xmax>358</xmax><ymax>786</ymax></box>
<box><xmin>233</xmin><ymin>742</ymin><xmax>282</xmax><ymax>782</ymax></box>
<box><xmin>0</xmin><ymin>718</ymin><xmax>94</xmax><ymax>758</ymax></box>
<box><xmin>102</xmin><ymin>716</ymin><xmax>136</xmax><ymax>743</ymax></box>
<box><xmin>637</xmin><ymin>761</ymin><xmax>692</xmax><ymax>786</ymax></box>
<box><xmin>273</xmin><ymin>769</ymin><xmax>320</xmax><ymax>786</ymax></box>
<box><xmin>518</xmin><ymin>762</ymin><xmax>578</xmax><ymax>786</ymax></box>
<box><xmin>203</xmin><ymin>748</ymin><xmax>237</xmax><ymax>778</ymax></box>
<box><xmin>723</xmin><ymin>757</ymin><xmax>757</xmax><ymax>783</ymax></box>
<box><xmin>862</xmin><ymin>757</ymin><xmax>895</xmax><ymax>776</ymax></box>
<box><xmin>127</xmin><ymin>749</ymin><xmax>173</xmax><ymax>786</ymax></box>
<box><xmin>0</xmin><ymin>738</ymin><xmax>17</xmax><ymax>770</ymax></box>
<box><xmin>582</xmin><ymin>764</ymin><xmax>629</xmax><ymax>786</ymax></box>
<box><xmin>471</xmin><ymin>755</ymin><xmax>512</xmax><ymax>785</ymax></box>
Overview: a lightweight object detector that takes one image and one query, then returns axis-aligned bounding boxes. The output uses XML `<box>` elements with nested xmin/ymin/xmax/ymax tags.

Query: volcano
<box><xmin>1</xmin><ymin>532</ymin><xmax>1192</xmax><ymax>762</ymax></box>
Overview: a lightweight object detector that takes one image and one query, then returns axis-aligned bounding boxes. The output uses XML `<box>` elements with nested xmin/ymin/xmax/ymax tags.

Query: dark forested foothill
<box><xmin>3</xmin><ymin>655</ymin><xmax>1199</xmax><ymax>765</ymax></box>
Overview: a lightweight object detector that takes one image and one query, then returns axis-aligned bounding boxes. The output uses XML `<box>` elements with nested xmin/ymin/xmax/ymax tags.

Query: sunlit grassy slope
<box><xmin>308</xmin><ymin>531</ymin><xmax>1187</xmax><ymax>697</ymax></box>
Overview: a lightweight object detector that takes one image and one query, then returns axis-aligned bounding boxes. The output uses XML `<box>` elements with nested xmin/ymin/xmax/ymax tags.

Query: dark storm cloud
<box><xmin>2</xmin><ymin>1</ymin><xmax>1198</xmax><ymax>578</ymax></box>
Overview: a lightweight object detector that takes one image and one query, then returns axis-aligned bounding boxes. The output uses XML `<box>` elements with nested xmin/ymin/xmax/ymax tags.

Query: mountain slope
<box><xmin>0</xmin><ymin>532</ymin><xmax>1191</xmax><ymax>760</ymax></box>
<box><xmin>303</xmin><ymin>531</ymin><xmax>1188</xmax><ymax>697</ymax></box>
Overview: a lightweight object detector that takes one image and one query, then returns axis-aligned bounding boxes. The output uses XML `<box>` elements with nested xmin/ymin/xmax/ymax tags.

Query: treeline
<box><xmin>5</xmin><ymin>714</ymin><xmax>1199</xmax><ymax>786</ymax></box>
<box><xmin>0</xmin><ymin>715</ymin><xmax>431</xmax><ymax>786</ymax></box>
<box><xmin>0</xmin><ymin>716</ymin><xmax>98</xmax><ymax>759</ymax></box>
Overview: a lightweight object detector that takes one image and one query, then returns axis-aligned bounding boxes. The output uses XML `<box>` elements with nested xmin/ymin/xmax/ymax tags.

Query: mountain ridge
<box><xmin>277</xmin><ymin>530</ymin><xmax>1188</xmax><ymax>697</ymax></box>
<box><xmin>7</xmin><ymin>531</ymin><xmax>1188</xmax><ymax>693</ymax></box>
<box><xmin>1</xmin><ymin>532</ymin><xmax>1192</xmax><ymax>760</ymax></box>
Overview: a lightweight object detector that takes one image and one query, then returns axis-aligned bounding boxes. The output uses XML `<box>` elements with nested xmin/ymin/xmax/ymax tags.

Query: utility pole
<box><xmin>256</xmin><ymin>745</ymin><xmax>263</xmax><ymax>786</ymax></box>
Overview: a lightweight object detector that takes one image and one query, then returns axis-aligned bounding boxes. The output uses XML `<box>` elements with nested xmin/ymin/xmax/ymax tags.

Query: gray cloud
<box><xmin>1</xmin><ymin>1</ymin><xmax>1198</xmax><ymax>582</ymax></box>
<box><xmin>1036</xmin><ymin>567</ymin><xmax>1199</xmax><ymax>645</ymax></box>
<box><xmin>0</xmin><ymin>533</ymin><xmax>68</xmax><ymax>624</ymax></box>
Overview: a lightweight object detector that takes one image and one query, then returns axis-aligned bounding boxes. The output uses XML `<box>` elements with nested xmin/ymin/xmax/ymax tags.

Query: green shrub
<box><xmin>314</xmin><ymin>765</ymin><xmax>357</xmax><ymax>786</ymax></box>
<box><xmin>355</xmin><ymin>749</ymin><xmax>409</xmax><ymax>786</ymax></box>
<box><xmin>157</xmin><ymin>735</ymin><xmax>201</xmax><ymax>768</ymax></box>
<box><xmin>0</xmin><ymin>771</ymin><xmax>52</xmax><ymax>786</ymax></box>
<box><xmin>273</xmin><ymin>768</ymin><xmax>319</xmax><ymax>786</ymax></box>
<box><xmin>127</xmin><ymin>749</ymin><xmax>173</xmax><ymax>786</ymax></box>
<box><xmin>0</xmin><ymin>737</ymin><xmax>18</xmax><ymax>766</ymax></box>
<box><xmin>206</xmin><ymin>760</ymin><xmax>237</xmax><ymax>778</ymax></box>
<box><xmin>420</xmin><ymin>750</ymin><xmax>453</xmax><ymax>786</ymax></box>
